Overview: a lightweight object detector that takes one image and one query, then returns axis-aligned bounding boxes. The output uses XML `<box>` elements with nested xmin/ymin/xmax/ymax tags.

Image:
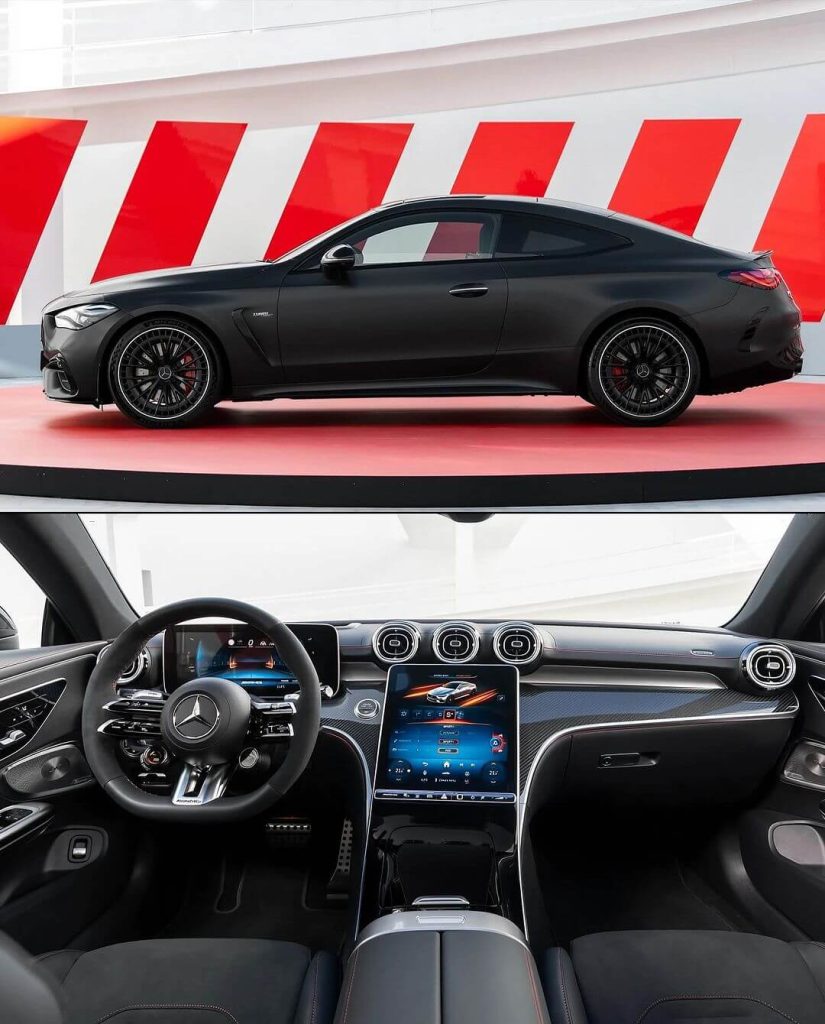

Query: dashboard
<box><xmin>122</xmin><ymin>616</ymin><xmax>800</xmax><ymax>699</ymax></box>
<box><xmin>96</xmin><ymin>614</ymin><xmax>804</xmax><ymax>808</ymax></box>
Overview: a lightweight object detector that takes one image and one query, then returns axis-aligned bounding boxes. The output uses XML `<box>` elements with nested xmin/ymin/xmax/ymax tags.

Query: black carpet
<box><xmin>159</xmin><ymin>848</ymin><xmax>348</xmax><ymax>954</ymax></box>
<box><xmin>533</xmin><ymin>811</ymin><xmax>756</xmax><ymax>947</ymax></box>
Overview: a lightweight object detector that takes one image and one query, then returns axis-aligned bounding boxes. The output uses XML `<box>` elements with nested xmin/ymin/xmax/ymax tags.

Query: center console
<box><xmin>363</xmin><ymin>663</ymin><xmax>522</xmax><ymax>926</ymax></box>
<box><xmin>344</xmin><ymin>664</ymin><xmax>551</xmax><ymax>1022</ymax></box>
<box><xmin>339</xmin><ymin>911</ymin><xmax>550</xmax><ymax>1024</ymax></box>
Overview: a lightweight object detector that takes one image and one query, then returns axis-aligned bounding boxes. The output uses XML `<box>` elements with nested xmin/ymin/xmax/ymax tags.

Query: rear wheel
<box><xmin>108</xmin><ymin>318</ymin><xmax>221</xmax><ymax>428</ymax></box>
<box><xmin>586</xmin><ymin>319</ymin><xmax>699</xmax><ymax>426</ymax></box>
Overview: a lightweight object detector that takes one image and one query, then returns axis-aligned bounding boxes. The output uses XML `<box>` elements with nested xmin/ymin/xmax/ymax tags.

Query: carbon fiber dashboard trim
<box><xmin>321</xmin><ymin>687</ymin><xmax>383</xmax><ymax>771</ymax></box>
<box><xmin>519</xmin><ymin>685</ymin><xmax>798</xmax><ymax>789</ymax></box>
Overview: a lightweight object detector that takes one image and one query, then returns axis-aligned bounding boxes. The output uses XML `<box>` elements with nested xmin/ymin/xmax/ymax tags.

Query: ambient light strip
<box><xmin>5</xmin><ymin>114</ymin><xmax>825</xmax><ymax>326</ymax></box>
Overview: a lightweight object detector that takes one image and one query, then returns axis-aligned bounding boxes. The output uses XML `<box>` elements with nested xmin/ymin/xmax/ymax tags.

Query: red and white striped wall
<box><xmin>3</xmin><ymin>54</ymin><xmax>825</xmax><ymax>372</ymax></box>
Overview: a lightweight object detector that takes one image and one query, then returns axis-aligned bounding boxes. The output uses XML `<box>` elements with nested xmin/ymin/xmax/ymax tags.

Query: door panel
<box><xmin>737</xmin><ymin>647</ymin><xmax>825</xmax><ymax>939</ymax></box>
<box><xmin>0</xmin><ymin>643</ymin><xmax>139</xmax><ymax>952</ymax></box>
<box><xmin>278</xmin><ymin>261</ymin><xmax>508</xmax><ymax>385</ymax></box>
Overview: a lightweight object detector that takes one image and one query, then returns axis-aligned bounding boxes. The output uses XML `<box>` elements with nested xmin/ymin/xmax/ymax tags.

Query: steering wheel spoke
<box><xmin>172</xmin><ymin>762</ymin><xmax>233</xmax><ymax>806</ymax></box>
<box><xmin>99</xmin><ymin>690</ymin><xmax>166</xmax><ymax>738</ymax></box>
<box><xmin>250</xmin><ymin>698</ymin><xmax>296</xmax><ymax>742</ymax></box>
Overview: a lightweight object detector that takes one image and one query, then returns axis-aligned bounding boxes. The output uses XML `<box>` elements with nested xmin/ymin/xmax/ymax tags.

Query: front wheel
<box><xmin>585</xmin><ymin>319</ymin><xmax>699</xmax><ymax>426</ymax></box>
<box><xmin>108</xmin><ymin>318</ymin><xmax>222</xmax><ymax>428</ymax></box>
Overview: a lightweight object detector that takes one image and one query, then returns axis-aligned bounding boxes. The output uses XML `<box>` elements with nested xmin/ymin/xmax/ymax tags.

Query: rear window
<box><xmin>496</xmin><ymin>214</ymin><xmax>627</xmax><ymax>258</ymax></box>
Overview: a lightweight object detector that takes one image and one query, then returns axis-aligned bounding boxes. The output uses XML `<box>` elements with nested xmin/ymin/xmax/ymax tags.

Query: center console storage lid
<box><xmin>334</xmin><ymin>911</ymin><xmax>550</xmax><ymax>1024</ymax></box>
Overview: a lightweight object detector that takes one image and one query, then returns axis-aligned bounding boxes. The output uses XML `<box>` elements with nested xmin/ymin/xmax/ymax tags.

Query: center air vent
<box><xmin>373</xmin><ymin>622</ymin><xmax>420</xmax><ymax>663</ymax></box>
<box><xmin>97</xmin><ymin>644</ymin><xmax>150</xmax><ymax>686</ymax></box>
<box><xmin>742</xmin><ymin>643</ymin><xmax>796</xmax><ymax>690</ymax></box>
<box><xmin>432</xmin><ymin>622</ymin><xmax>480</xmax><ymax>664</ymax></box>
<box><xmin>493</xmin><ymin>622</ymin><xmax>541</xmax><ymax>665</ymax></box>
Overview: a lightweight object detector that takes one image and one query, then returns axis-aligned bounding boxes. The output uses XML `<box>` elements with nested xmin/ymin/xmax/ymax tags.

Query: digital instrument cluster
<box><xmin>375</xmin><ymin>663</ymin><xmax>518</xmax><ymax>803</ymax></box>
<box><xmin>163</xmin><ymin>622</ymin><xmax>339</xmax><ymax>697</ymax></box>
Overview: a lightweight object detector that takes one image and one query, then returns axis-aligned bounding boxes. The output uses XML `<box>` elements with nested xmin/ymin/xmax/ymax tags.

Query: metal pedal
<box><xmin>326</xmin><ymin>817</ymin><xmax>353</xmax><ymax>902</ymax></box>
<box><xmin>264</xmin><ymin>817</ymin><xmax>311</xmax><ymax>848</ymax></box>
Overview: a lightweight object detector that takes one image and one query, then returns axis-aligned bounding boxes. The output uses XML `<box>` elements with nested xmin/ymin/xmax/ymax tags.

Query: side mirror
<box><xmin>320</xmin><ymin>244</ymin><xmax>358</xmax><ymax>272</ymax></box>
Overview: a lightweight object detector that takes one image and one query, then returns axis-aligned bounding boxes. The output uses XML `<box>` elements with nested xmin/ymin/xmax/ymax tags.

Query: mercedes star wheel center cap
<box><xmin>172</xmin><ymin>693</ymin><xmax>220</xmax><ymax>740</ymax></box>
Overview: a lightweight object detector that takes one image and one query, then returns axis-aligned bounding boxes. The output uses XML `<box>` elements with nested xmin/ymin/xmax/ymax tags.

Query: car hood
<box><xmin>42</xmin><ymin>261</ymin><xmax>265</xmax><ymax>314</ymax></box>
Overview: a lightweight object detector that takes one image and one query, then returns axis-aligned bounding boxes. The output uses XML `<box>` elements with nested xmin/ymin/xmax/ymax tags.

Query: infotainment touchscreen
<box><xmin>164</xmin><ymin>623</ymin><xmax>339</xmax><ymax>697</ymax></box>
<box><xmin>375</xmin><ymin>663</ymin><xmax>518</xmax><ymax>803</ymax></box>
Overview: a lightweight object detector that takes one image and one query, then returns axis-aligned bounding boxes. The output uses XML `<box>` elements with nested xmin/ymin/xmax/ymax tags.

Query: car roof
<box><xmin>377</xmin><ymin>194</ymin><xmax>611</xmax><ymax>216</ymax></box>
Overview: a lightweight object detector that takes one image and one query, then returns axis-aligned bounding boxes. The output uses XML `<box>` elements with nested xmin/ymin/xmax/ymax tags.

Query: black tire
<box><xmin>585</xmin><ymin>318</ymin><xmax>699</xmax><ymax>426</ymax></box>
<box><xmin>108</xmin><ymin>318</ymin><xmax>222</xmax><ymax>428</ymax></box>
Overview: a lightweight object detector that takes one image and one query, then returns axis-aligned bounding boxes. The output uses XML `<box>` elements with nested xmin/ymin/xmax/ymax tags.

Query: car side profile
<box><xmin>41</xmin><ymin>195</ymin><xmax>803</xmax><ymax>428</ymax></box>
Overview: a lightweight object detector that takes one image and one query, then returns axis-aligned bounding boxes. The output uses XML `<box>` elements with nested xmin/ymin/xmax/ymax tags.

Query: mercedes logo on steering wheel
<box><xmin>172</xmin><ymin>693</ymin><xmax>220</xmax><ymax>740</ymax></box>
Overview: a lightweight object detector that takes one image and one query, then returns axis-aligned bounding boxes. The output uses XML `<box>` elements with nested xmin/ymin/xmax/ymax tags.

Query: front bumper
<box><xmin>40</xmin><ymin>311</ymin><xmax>121</xmax><ymax>405</ymax></box>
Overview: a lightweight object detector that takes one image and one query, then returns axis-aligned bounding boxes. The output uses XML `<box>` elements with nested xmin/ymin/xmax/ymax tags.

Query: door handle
<box><xmin>449</xmin><ymin>284</ymin><xmax>488</xmax><ymax>298</ymax></box>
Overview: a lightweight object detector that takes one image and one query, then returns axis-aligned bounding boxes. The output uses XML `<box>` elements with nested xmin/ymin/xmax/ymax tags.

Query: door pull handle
<box><xmin>449</xmin><ymin>285</ymin><xmax>488</xmax><ymax>298</ymax></box>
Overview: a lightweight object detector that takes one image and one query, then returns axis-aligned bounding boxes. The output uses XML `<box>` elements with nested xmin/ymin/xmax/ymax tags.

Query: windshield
<box><xmin>80</xmin><ymin>513</ymin><xmax>791</xmax><ymax>628</ymax></box>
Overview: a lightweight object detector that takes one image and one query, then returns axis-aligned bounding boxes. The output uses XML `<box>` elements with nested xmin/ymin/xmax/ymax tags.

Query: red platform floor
<box><xmin>0</xmin><ymin>382</ymin><xmax>823</xmax><ymax>506</ymax></box>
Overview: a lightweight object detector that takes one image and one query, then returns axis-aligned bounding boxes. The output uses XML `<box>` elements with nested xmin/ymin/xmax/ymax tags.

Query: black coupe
<box><xmin>41</xmin><ymin>195</ymin><xmax>803</xmax><ymax>427</ymax></box>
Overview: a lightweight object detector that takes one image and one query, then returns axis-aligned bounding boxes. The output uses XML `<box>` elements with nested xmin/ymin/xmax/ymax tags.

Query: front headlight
<box><xmin>54</xmin><ymin>303</ymin><xmax>118</xmax><ymax>330</ymax></box>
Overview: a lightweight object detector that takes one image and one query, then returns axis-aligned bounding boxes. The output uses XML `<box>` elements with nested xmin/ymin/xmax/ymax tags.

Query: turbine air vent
<box><xmin>432</xmin><ymin>621</ymin><xmax>480</xmax><ymax>664</ymax></box>
<box><xmin>97</xmin><ymin>644</ymin><xmax>150</xmax><ymax>686</ymax></box>
<box><xmin>493</xmin><ymin>622</ymin><xmax>541</xmax><ymax>665</ymax></box>
<box><xmin>742</xmin><ymin>643</ymin><xmax>796</xmax><ymax>690</ymax></box>
<box><xmin>373</xmin><ymin>622</ymin><xmax>420</xmax><ymax>663</ymax></box>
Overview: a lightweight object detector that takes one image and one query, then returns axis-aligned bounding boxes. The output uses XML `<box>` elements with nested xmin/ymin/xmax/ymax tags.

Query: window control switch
<box><xmin>69</xmin><ymin>836</ymin><xmax>90</xmax><ymax>862</ymax></box>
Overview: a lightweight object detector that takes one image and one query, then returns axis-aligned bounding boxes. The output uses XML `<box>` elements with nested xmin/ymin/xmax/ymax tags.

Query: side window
<box><xmin>345</xmin><ymin>215</ymin><xmax>495</xmax><ymax>266</ymax></box>
<box><xmin>0</xmin><ymin>545</ymin><xmax>47</xmax><ymax>649</ymax></box>
<box><xmin>495</xmin><ymin>214</ymin><xmax>627</xmax><ymax>258</ymax></box>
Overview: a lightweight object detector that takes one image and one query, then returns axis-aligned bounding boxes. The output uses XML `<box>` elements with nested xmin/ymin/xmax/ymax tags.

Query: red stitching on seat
<box><xmin>309</xmin><ymin>955</ymin><xmax>321</xmax><ymax>1024</ymax></box>
<box><xmin>557</xmin><ymin>947</ymin><xmax>573</xmax><ymax>1024</ymax></box>
<box><xmin>340</xmin><ymin>946</ymin><xmax>360</xmax><ymax>1024</ymax></box>
<box><xmin>523</xmin><ymin>947</ymin><xmax>545</xmax><ymax>1024</ymax></box>
<box><xmin>635</xmin><ymin>994</ymin><xmax>800</xmax><ymax>1024</ymax></box>
<box><xmin>95</xmin><ymin>1003</ymin><xmax>239</xmax><ymax>1023</ymax></box>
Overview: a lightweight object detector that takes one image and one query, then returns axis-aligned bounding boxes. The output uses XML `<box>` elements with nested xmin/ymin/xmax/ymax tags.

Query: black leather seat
<box><xmin>3</xmin><ymin>932</ymin><xmax>338</xmax><ymax>1024</ymax></box>
<box><xmin>541</xmin><ymin>930</ymin><xmax>825</xmax><ymax>1024</ymax></box>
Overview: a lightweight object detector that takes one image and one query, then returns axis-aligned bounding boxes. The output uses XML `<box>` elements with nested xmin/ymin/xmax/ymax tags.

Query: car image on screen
<box><xmin>425</xmin><ymin>680</ymin><xmax>478</xmax><ymax>704</ymax></box>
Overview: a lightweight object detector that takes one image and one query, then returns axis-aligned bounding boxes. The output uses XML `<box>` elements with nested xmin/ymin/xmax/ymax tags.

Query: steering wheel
<box><xmin>82</xmin><ymin>599</ymin><xmax>321</xmax><ymax>822</ymax></box>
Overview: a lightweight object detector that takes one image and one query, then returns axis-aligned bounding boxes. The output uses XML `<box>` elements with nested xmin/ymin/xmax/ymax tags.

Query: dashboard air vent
<box><xmin>493</xmin><ymin>622</ymin><xmax>541</xmax><ymax>665</ymax></box>
<box><xmin>432</xmin><ymin>621</ymin><xmax>480</xmax><ymax>664</ymax></box>
<box><xmin>97</xmin><ymin>644</ymin><xmax>150</xmax><ymax>686</ymax></box>
<box><xmin>742</xmin><ymin>643</ymin><xmax>796</xmax><ymax>690</ymax></box>
<box><xmin>373</xmin><ymin>622</ymin><xmax>420</xmax><ymax>663</ymax></box>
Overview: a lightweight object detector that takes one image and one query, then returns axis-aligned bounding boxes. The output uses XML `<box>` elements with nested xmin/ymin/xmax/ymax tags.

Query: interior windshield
<box><xmin>80</xmin><ymin>513</ymin><xmax>791</xmax><ymax>628</ymax></box>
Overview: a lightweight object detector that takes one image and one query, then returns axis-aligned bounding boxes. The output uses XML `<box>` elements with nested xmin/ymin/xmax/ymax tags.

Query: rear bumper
<box><xmin>694</xmin><ymin>283</ymin><xmax>804</xmax><ymax>394</ymax></box>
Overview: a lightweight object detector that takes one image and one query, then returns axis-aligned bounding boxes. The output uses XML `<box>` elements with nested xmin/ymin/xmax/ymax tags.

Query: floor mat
<box><xmin>534</xmin><ymin>814</ymin><xmax>756</xmax><ymax>947</ymax></box>
<box><xmin>159</xmin><ymin>849</ymin><xmax>348</xmax><ymax>954</ymax></box>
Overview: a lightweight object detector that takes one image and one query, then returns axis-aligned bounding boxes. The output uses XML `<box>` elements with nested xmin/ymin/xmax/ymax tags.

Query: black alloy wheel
<box><xmin>108</xmin><ymin>318</ymin><xmax>221</xmax><ymax>428</ymax></box>
<box><xmin>586</xmin><ymin>319</ymin><xmax>700</xmax><ymax>425</ymax></box>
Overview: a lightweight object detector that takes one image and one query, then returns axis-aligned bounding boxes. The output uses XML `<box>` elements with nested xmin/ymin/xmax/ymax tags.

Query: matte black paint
<box><xmin>40</xmin><ymin>197</ymin><xmax>802</xmax><ymax>409</ymax></box>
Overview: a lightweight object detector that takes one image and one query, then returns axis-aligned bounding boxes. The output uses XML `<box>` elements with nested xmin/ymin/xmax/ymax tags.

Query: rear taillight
<box><xmin>723</xmin><ymin>268</ymin><xmax>781</xmax><ymax>289</ymax></box>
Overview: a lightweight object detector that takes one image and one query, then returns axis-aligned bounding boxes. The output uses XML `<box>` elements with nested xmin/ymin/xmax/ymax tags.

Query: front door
<box><xmin>276</xmin><ymin>212</ymin><xmax>507</xmax><ymax>385</ymax></box>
